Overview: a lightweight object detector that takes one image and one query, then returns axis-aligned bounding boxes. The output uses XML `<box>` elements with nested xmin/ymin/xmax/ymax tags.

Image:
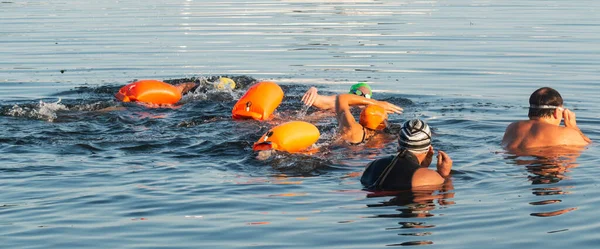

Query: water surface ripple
<box><xmin>1</xmin><ymin>0</ymin><xmax>600</xmax><ymax>248</ymax></box>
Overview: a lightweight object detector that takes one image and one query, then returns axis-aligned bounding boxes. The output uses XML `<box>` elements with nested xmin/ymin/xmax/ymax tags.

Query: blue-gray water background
<box><xmin>1</xmin><ymin>1</ymin><xmax>600</xmax><ymax>248</ymax></box>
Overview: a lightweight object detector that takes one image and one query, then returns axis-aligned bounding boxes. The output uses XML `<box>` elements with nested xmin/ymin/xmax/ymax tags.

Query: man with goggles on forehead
<box><xmin>301</xmin><ymin>82</ymin><xmax>373</xmax><ymax>110</ymax></box>
<box><xmin>502</xmin><ymin>87</ymin><xmax>591</xmax><ymax>151</ymax></box>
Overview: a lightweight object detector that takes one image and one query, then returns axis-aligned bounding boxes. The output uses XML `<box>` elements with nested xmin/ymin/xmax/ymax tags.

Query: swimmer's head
<box><xmin>349</xmin><ymin>82</ymin><xmax>372</xmax><ymax>99</ymax></box>
<box><xmin>360</xmin><ymin>104</ymin><xmax>388</xmax><ymax>130</ymax></box>
<box><xmin>528</xmin><ymin>87</ymin><xmax>563</xmax><ymax>119</ymax></box>
<box><xmin>398</xmin><ymin>119</ymin><xmax>431</xmax><ymax>154</ymax></box>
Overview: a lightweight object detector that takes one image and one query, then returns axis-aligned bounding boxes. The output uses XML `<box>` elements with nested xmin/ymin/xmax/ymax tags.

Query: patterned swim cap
<box><xmin>398</xmin><ymin>119</ymin><xmax>431</xmax><ymax>153</ymax></box>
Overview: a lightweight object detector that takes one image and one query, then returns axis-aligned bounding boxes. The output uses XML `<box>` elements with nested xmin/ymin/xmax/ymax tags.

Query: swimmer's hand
<box><xmin>562</xmin><ymin>109</ymin><xmax>578</xmax><ymax>129</ymax></box>
<box><xmin>436</xmin><ymin>150</ymin><xmax>452</xmax><ymax>178</ymax></box>
<box><xmin>301</xmin><ymin>87</ymin><xmax>319</xmax><ymax>106</ymax></box>
<box><xmin>256</xmin><ymin>150</ymin><xmax>273</xmax><ymax>161</ymax></box>
<box><xmin>375</xmin><ymin>100</ymin><xmax>403</xmax><ymax>114</ymax></box>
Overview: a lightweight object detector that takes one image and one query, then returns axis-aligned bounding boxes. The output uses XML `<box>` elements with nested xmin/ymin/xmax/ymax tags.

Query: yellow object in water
<box><xmin>215</xmin><ymin>77</ymin><xmax>236</xmax><ymax>90</ymax></box>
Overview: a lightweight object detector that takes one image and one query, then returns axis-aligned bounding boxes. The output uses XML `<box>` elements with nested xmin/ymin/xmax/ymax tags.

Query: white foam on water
<box><xmin>7</xmin><ymin>98</ymin><xmax>68</xmax><ymax>122</ymax></box>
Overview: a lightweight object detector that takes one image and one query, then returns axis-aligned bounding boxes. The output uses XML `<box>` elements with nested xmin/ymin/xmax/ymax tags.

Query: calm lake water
<box><xmin>2</xmin><ymin>0</ymin><xmax>600</xmax><ymax>248</ymax></box>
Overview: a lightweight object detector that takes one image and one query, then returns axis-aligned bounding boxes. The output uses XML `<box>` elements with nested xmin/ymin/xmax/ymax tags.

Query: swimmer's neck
<box><xmin>528</xmin><ymin>116</ymin><xmax>560</xmax><ymax>126</ymax></box>
<box><xmin>414</xmin><ymin>153</ymin><xmax>427</xmax><ymax>165</ymax></box>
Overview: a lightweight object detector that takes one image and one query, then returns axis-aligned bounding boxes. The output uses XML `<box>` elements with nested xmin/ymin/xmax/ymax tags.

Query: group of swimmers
<box><xmin>300</xmin><ymin>84</ymin><xmax>591</xmax><ymax>190</ymax></box>
<box><xmin>114</xmin><ymin>79</ymin><xmax>592</xmax><ymax>191</ymax></box>
<box><xmin>298</xmin><ymin>83</ymin><xmax>452</xmax><ymax>189</ymax></box>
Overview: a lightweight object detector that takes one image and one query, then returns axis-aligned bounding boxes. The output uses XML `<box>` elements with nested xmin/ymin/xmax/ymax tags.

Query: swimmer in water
<box><xmin>361</xmin><ymin>119</ymin><xmax>453</xmax><ymax>190</ymax></box>
<box><xmin>176</xmin><ymin>81</ymin><xmax>199</xmax><ymax>94</ymax></box>
<box><xmin>502</xmin><ymin>87</ymin><xmax>591</xmax><ymax>151</ymax></box>
<box><xmin>301</xmin><ymin>82</ymin><xmax>373</xmax><ymax>110</ymax></box>
<box><xmin>102</xmin><ymin>81</ymin><xmax>199</xmax><ymax>112</ymax></box>
<box><xmin>335</xmin><ymin>93</ymin><xmax>402</xmax><ymax>144</ymax></box>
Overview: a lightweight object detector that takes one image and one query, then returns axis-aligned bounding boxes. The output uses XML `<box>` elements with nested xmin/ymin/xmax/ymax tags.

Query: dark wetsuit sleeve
<box><xmin>361</xmin><ymin>151</ymin><xmax>421</xmax><ymax>190</ymax></box>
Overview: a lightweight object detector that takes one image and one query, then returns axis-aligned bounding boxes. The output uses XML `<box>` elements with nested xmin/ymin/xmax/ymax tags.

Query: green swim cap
<box><xmin>349</xmin><ymin>82</ymin><xmax>372</xmax><ymax>98</ymax></box>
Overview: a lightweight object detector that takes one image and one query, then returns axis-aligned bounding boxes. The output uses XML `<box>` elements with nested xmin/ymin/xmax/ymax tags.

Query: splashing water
<box><xmin>296</xmin><ymin>104</ymin><xmax>311</xmax><ymax>118</ymax></box>
<box><xmin>7</xmin><ymin>98</ymin><xmax>68</xmax><ymax>122</ymax></box>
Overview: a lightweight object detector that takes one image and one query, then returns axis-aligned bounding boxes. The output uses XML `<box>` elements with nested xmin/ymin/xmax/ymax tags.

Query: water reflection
<box><xmin>364</xmin><ymin>180</ymin><xmax>454</xmax><ymax>246</ymax></box>
<box><xmin>504</xmin><ymin>146</ymin><xmax>584</xmax><ymax>217</ymax></box>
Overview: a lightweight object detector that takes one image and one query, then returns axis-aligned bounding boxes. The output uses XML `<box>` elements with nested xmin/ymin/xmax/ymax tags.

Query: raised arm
<box><xmin>335</xmin><ymin>93</ymin><xmax>403</xmax><ymax>114</ymax></box>
<box><xmin>562</xmin><ymin>109</ymin><xmax>592</xmax><ymax>145</ymax></box>
<box><xmin>335</xmin><ymin>94</ymin><xmax>403</xmax><ymax>143</ymax></box>
<box><xmin>302</xmin><ymin>87</ymin><xmax>336</xmax><ymax>110</ymax></box>
<box><xmin>335</xmin><ymin>94</ymin><xmax>370</xmax><ymax>142</ymax></box>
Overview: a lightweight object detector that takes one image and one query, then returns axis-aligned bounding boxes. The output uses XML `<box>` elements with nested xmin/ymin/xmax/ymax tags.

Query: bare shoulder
<box><xmin>503</xmin><ymin>121</ymin><xmax>532</xmax><ymax>135</ymax></box>
<box><xmin>412</xmin><ymin>168</ymin><xmax>444</xmax><ymax>188</ymax></box>
<box><xmin>555</xmin><ymin>126</ymin><xmax>591</xmax><ymax>146</ymax></box>
<box><xmin>504</xmin><ymin>121</ymin><xmax>589</xmax><ymax>150</ymax></box>
<box><xmin>502</xmin><ymin>121</ymin><xmax>530</xmax><ymax>147</ymax></box>
<box><xmin>507</xmin><ymin>120</ymin><xmax>534</xmax><ymax>130</ymax></box>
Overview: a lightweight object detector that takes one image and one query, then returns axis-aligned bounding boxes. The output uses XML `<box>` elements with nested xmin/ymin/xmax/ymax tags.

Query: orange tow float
<box><xmin>253</xmin><ymin>121</ymin><xmax>320</xmax><ymax>153</ymax></box>
<box><xmin>232</xmin><ymin>81</ymin><xmax>284</xmax><ymax>121</ymax></box>
<box><xmin>115</xmin><ymin>80</ymin><xmax>182</xmax><ymax>105</ymax></box>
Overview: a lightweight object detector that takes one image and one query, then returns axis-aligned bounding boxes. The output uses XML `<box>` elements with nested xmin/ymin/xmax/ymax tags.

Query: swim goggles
<box><xmin>529</xmin><ymin>105</ymin><xmax>564</xmax><ymax>111</ymax></box>
<box><xmin>352</xmin><ymin>89</ymin><xmax>371</xmax><ymax>99</ymax></box>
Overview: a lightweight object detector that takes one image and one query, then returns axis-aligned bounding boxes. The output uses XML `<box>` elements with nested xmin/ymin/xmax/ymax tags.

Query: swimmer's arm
<box><xmin>336</xmin><ymin>93</ymin><xmax>378</xmax><ymax>107</ymax></box>
<box><xmin>335</xmin><ymin>94</ymin><xmax>365</xmax><ymax>141</ymax></box>
<box><xmin>412</xmin><ymin>168</ymin><xmax>445</xmax><ymax>187</ymax></box>
<box><xmin>562</xmin><ymin>109</ymin><xmax>591</xmax><ymax>144</ymax></box>
<box><xmin>313</xmin><ymin>95</ymin><xmax>336</xmax><ymax>110</ymax></box>
<box><xmin>302</xmin><ymin>87</ymin><xmax>336</xmax><ymax>110</ymax></box>
<box><xmin>572</xmin><ymin>127</ymin><xmax>591</xmax><ymax>144</ymax></box>
<box><xmin>336</xmin><ymin>93</ymin><xmax>403</xmax><ymax>114</ymax></box>
<box><xmin>582</xmin><ymin>132</ymin><xmax>591</xmax><ymax>144</ymax></box>
<box><xmin>563</xmin><ymin>127</ymin><xmax>591</xmax><ymax>145</ymax></box>
<box><xmin>335</xmin><ymin>94</ymin><xmax>362</xmax><ymax>128</ymax></box>
<box><xmin>175</xmin><ymin>82</ymin><xmax>198</xmax><ymax>94</ymax></box>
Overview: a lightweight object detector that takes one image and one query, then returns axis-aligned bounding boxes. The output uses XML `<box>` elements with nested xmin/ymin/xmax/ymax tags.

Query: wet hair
<box><xmin>528</xmin><ymin>87</ymin><xmax>563</xmax><ymax>118</ymax></box>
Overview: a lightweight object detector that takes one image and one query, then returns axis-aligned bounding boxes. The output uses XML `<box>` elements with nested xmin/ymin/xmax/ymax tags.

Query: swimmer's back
<box><xmin>502</xmin><ymin>120</ymin><xmax>588</xmax><ymax>150</ymax></box>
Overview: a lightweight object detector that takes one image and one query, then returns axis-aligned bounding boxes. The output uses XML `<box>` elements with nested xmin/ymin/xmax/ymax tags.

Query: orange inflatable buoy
<box><xmin>253</xmin><ymin>121</ymin><xmax>320</xmax><ymax>153</ymax></box>
<box><xmin>232</xmin><ymin>81</ymin><xmax>284</xmax><ymax>120</ymax></box>
<box><xmin>115</xmin><ymin>80</ymin><xmax>182</xmax><ymax>105</ymax></box>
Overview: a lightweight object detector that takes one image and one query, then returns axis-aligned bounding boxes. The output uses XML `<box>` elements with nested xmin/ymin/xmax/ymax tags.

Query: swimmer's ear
<box><xmin>552</xmin><ymin>108</ymin><xmax>561</xmax><ymax>119</ymax></box>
